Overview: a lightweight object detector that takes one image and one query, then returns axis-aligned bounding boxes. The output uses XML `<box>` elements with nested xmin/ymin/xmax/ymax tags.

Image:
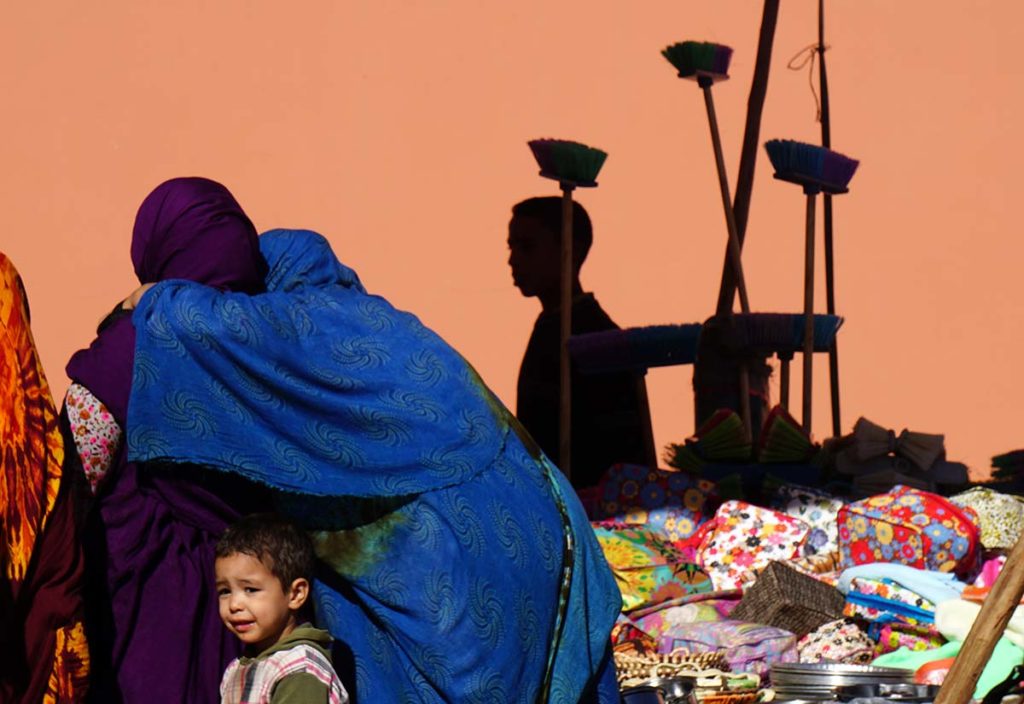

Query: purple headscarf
<box><xmin>66</xmin><ymin>177</ymin><xmax>267</xmax><ymax>420</ymax></box>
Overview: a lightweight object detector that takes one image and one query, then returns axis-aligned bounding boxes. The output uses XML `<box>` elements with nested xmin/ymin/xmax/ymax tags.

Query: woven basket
<box><xmin>730</xmin><ymin>560</ymin><xmax>844</xmax><ymax>637</ymax></box>
<box><xmin>615</xmin><ymin>649</ymin><xmax>729</xmax><ymax>685</ymax></box>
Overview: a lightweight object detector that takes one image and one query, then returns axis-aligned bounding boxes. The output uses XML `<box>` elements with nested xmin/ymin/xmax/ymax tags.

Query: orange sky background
<box><xmin>2</xmin><ymin>2</ymin><xmax>1021</xmax><ymax>477</ymax></box>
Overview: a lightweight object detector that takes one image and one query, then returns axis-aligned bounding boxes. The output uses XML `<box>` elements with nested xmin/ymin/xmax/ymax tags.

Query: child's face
<box><xmin>215</xmin><ymin>552</ymin><xmax>307</xmax><ymax>653</ymax></box>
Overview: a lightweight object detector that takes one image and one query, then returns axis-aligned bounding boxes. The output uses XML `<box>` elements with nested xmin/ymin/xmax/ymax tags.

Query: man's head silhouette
<box><xmin>507</xmin><ymin>197</ymin><xmax>592</xmax><ymax>308</ymax></box>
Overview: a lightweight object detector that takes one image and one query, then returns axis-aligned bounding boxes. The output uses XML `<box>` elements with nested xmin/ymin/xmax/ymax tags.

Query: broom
<box><xmin>663</xmin><ymin>40</ymin><xmax>755</xmax><ymax>441</ymax></box>
<box><xmin>523</xmin><ymin>140</ymin><xmax>604</xmax><ymax>702</ymax></box>
<box><xmin>764</xmin><ymin>139</ymin><xmax>858</xmax><ymax>433</ymax></box>
<box><xmin>527</xmin><ymin>138</ymin><xmax>608</xmax><ymax>483</ymax></box>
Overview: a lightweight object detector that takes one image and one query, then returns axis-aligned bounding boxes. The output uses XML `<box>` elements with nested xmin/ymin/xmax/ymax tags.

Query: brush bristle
<box><xmin>734</xmin><ymin>313</ymin><xmax>843</xmax><ymax>354</ymax></box>
<box><xmin>662</xmin><ymin>41</ymin><xmax>733</xmax><ymax>78</ymax></box>
<box><xmin>694</xmin><ymin>409</ymin><xmax>750</xmax><ymax>461</ymax></box>
<box><xmin>764</xmin><ymin>139</ymin><xmax>859</xmax><ymax>192</ymax></box>
<box><xmin>527</xmin><ymin>138</ymin><xmax>608</xmax><ymax>186</ymax></box>
<box><xmin>759</xmin><ymin>406</ymin><xmax>814</xmax><ymax>462</ymax></box>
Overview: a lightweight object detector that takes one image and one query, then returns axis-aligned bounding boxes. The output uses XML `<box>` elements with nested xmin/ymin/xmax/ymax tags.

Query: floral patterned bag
<box><xmin>843</xmin><ymin>576</ymin><xmax>936</xmax><ymax>624</ymax></box>
<box><xmin>843</xmin><ymin>576</ymin><xmax>946</xmax><ymax>654</ymax></box>
<box><xmin>950</xmin><ymin>487</ymin><xmax>1024</xmax><ymax>551</ymax></box>
<box><xmin>837</xmin><ymin>485</ymin><xmax>980</xmax><ymax>574</ymax></box>
<box><xmin>592</xmin><ymin>464</ymin><xmax>718</xmax><ymax>548</ymax></box>
<box><xmin>698</xmin><ymin>500</ymin><xmax>811</xmax><ymax>591</ymax></box>
<box><xmin>652</xmin><ymin>619</ymin><xmax>798</xmax><ymax>677</ymax></box>
<box><xmin>767</xmin><ymin>481</ymin><xmax>844</xmax><ymax>557</ymax></box>
<box><xmin>797</xmin><ymin>618</ymin><xmax>875</xmax><ymax>664</ymax></box>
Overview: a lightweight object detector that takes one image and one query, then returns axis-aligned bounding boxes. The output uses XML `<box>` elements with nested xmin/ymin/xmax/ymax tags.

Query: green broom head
<box><xmin>662</xmin><ymin>41</ymin><xmax>732</xmax><ymax>81</ymax></box>
<box><xmin>758</xmin><ymin>405</ymin><xmax>816</xmax><ymax>463</ymax></box>
<box><xmin>692</xmin><ymin>408</ymin><xmax>751</xmax><ymax>462</ymax></box>
<box><xmin>764</xmin><ymin>139</ymin><xmax>859</xmax><ymax>194</ymax></box>
<box><xmin>527</xmin><ymin>139</ymin><xmax>607</xmax><ymax>187</ymax></box>
<box><xmin>663</xmin><ymin>442</ymin><xmax>706</xmax><ymax>473</ymax></box>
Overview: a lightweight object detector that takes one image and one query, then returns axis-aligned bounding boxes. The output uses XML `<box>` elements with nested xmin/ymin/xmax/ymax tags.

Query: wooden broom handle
<box><xmin>802</xmin><ymin>192</ymin><xmax>816</xmax><ymax>433</ymax></box>
<box><xmin>702</xmin><ymin>81</ymin><xmax>750</xmax><ymax>315</ymax></box>
<box><xmin>818</xmin><ymin>0</ymin><xmax>843</xmax><ymax>439</ymax></box>
<box><xmin>934</xmin><ymin>530</ymin><xmax>1024</xmax><ymax>704</ymax></box>
<box><xmin>559</xmin><ymin>184</ymin><xmax>574</xmax><ymax>482</ymax></box>
<box><xmin>714</xmin><ymin>0</ymin><xmax>780</xmax><ymax>316</ymax></box>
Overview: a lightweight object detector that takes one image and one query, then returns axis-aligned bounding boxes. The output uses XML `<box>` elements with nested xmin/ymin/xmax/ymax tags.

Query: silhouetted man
<box><xmin>508</xmin><ymin>196</ymin><xmax>651</xmax><ymax>489</ymax></box>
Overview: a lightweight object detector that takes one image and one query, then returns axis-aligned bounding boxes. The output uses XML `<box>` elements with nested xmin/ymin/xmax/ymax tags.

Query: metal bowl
<box><xmin>621</xmin><ymin>685</ymin><xmax>667</xmax><ymax>704</ymax></box>
<box><xmin>772</xmin><ymin>662</ymin><xmax>914</xmax><ymax>689</ymax></box>
<box><xmin>626</xmin><ymin>677</ymin><xmax>696</xmax><ymax>704</ymax></box>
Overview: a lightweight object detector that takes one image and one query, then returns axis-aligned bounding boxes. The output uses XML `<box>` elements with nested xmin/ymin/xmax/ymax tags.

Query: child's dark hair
<box><xmin>216</xmin><ymin>513</ymin><xmax>315</xmax><ymax>588</ymax></box>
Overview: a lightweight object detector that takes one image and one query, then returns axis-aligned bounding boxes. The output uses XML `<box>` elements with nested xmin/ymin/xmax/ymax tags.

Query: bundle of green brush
<box><xmin>527</xmin><ymin>138</ymin><xmax>607</xmax><ymax>187</ymax></box>
<box><xmin>665</xmin><ymin>405</ymin><xmax>822</xmax><ymax>471</ymax></box>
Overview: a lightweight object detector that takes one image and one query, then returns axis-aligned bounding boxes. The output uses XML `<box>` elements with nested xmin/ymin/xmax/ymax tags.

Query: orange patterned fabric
<box><xmin>0</xmin><ymin>252</ymin><xmax>63</xmax><ymax>586</ymax></box>
<box><xmin>0</xmin><ymin>252</ymin><xmax>88</xmax><ymax>701</ymax></box>
<box><xmin>43</xmin><ymin>621</ymin><xmax>90</xmax><ymax>703</ymax></box>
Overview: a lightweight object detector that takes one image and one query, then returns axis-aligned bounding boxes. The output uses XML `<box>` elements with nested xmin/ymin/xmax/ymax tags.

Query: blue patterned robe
<box><xmin>126</xmin><ymin>230</ymin><xmax>620</xmax><ymax>702</ymax></box>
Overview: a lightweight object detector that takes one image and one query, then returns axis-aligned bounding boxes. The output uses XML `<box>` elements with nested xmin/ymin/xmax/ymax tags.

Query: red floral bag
<box><xmin>837</xmin><ymin>485</ymin><xmax>980</xmax><ymax>574</ymax></box>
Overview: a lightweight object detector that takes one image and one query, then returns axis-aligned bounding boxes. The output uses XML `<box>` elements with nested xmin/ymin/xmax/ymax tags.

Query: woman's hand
<box><xmin>121</xmin><ymin>283</ymin><xmax>155</xmax><ymax>311</ymax></box>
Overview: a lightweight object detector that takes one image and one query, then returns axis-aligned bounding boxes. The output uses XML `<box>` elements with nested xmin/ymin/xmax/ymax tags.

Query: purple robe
<box><xmin>66</xmin><ymin>177</ymin><xmax>269</xmax><ymax>703</ymax></box>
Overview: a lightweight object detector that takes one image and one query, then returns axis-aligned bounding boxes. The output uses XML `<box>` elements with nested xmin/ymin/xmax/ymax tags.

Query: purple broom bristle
<box><xmin>821</xmin><ymin>153</ymin><xmax>860</xmax><ymax>189</ymax></box>
<box><xmin>711</xmin><ymin>44</ymin><xmax>733</xmax><ymax>75</ymax></box>
<box><xmin>765</xmin><ymin>139</ymin><xmax>859</xmax><ymax>191</ymax></box>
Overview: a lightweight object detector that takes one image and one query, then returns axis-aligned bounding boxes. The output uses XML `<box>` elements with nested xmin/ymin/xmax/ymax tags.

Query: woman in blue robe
<box><xmin>123</xmin><ymin>218</ymin><xmax>620</xmax><ymax>701</ymax></box>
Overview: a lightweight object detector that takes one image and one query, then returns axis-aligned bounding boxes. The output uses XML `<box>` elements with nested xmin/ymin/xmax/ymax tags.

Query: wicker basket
<box><xmin>615</xmin><ymin>649</ymin><xmax>729</xmax><ymax>685</ymax></box>
<box><xmin>730</xmin><ymin>560</ymin><xmax>844</xmax><ymax>637</ymax></box>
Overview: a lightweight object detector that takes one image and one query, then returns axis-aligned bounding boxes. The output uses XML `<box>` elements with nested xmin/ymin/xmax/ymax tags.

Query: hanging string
<box><xmin>787</xmin><ymin>42</ymin><xmax>830</xmax><ymax>122</ymax></box>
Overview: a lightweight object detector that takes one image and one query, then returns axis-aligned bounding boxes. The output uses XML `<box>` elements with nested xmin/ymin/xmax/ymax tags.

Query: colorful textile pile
<box><xmin>587</xmin><ymin>460</ymin><xmax>1024</xmax><ymax>700</ymax></box>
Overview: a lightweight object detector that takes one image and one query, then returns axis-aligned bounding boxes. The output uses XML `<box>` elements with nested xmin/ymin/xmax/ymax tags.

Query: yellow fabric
<box><xmin>0</xmin><ymin>252</ymin><xmax>64</xmax><ymax>583</ymax></box>
<box><xmin>44</xmin><ymin>621</ymin><xmax>90</xmax><ymax>703</ymax></box>
<box><xmin>0</xmin><ymin>252</ymin><xmax>88</xmax><ymax>701</ymax></box>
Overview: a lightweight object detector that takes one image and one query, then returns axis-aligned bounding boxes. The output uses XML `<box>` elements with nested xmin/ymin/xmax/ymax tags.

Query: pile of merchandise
<box><xmin>588</xmin><ymin>410</ymin><xmax>1024</xmax><ymax>702</ymax></box>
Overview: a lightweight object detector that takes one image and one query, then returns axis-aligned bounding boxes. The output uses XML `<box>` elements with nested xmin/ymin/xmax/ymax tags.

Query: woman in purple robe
<box><xmin>65</xmin><ymin>177</ymin><xmax>271</xmax><ymax>702</ymax></box>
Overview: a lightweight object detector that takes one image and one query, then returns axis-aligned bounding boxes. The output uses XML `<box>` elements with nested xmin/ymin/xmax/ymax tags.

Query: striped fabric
<box><xmin>220</xmin><ymin>643</ymin><xmax>348</xmax><ymax>704</ymax></box>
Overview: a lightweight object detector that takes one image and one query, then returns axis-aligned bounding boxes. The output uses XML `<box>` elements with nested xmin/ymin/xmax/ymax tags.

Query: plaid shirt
<box><xmin>220</xmin><ymin>641</ymin><xmax>348</xmax><ymax>704</ymax></box>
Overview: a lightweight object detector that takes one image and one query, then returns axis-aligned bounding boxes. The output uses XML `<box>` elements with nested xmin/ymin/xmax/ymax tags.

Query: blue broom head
<box><xmin>733</xmin><ymin>313</ymin><xmax>844</xmax><ymax>354</ymax></box>
<box><xmin>764</xmin><ymin>139</ymin><xmax>859</xmax><ymax>194</ymax></box>
<box><xmin>661</xmin><ymin>41</ymin><xmax>733</xmax><ymax>79</ymax></box>
<box><xmin>527</xmin><ymin>139</ymin><xmax>608</xmax><ymax>187</ymax></box>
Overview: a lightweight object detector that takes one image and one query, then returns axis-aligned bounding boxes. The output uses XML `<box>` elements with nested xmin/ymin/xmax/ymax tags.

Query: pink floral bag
<box><xmin>798</xmin><ymin>619</ymin><xmax>875</xmax><ymax>664</ymax></box>
<box><xmin>698</xmin><ymin>500</ymin><xmax>811</xmax><ymax>591</ymax></box>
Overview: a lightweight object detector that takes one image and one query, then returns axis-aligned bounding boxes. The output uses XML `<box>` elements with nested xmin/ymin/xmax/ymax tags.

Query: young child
<box><xmin>215</xmin><ymin>514</ymin><xmax>349</xmax><ymax>704</ymax></box>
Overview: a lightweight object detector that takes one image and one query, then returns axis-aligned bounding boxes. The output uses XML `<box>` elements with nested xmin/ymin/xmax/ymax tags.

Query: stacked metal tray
<box><xmin>771</xmin><ymin>662</ymin><xmax>915</xmax><ymax>702</ymax></box>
